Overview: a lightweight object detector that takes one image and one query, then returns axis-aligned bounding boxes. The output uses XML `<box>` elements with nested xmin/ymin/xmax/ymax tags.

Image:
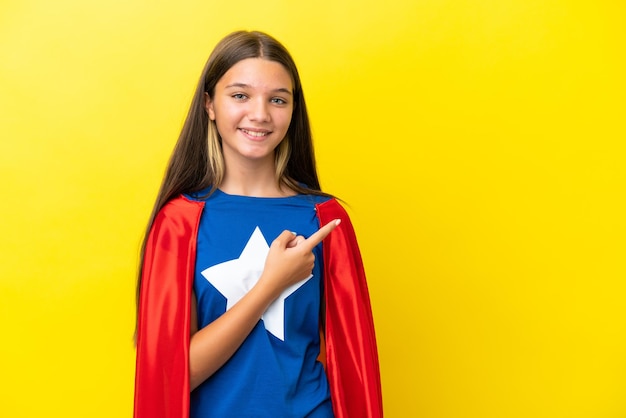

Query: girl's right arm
<box><xmin>188</xmin><ymin>220</ymin><xmax>339</xmax><ymax>391</ymax></box>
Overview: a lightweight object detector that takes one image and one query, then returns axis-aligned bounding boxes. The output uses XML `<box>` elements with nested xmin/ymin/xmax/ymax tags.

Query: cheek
<box><xmin>214</xmin><ymin>103</ymin><xmax>243</xmax><ymax>126</ymax></box>
<box><xmin>278</xmin><ymin>109</ymin><xmax>294</xmax><ymax>131</ymax></box>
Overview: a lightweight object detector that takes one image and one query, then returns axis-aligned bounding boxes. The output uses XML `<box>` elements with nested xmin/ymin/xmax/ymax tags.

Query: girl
<box><xmin>134</xmin><ymin>31</ymin><xmax>382</xmax><ymax>418</ymax></box>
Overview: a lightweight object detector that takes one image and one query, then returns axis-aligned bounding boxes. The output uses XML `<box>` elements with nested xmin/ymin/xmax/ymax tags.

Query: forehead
<box><xmin>218</xmin><ymin>58</ymin><xmax>293</xmax><ymax>90</ymax></box>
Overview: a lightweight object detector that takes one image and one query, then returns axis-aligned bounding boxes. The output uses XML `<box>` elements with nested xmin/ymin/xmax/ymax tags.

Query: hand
<box><xmin>259</xmin><ymin>219</ymin><xmax>341</xmax><ymax>297</ymax></box>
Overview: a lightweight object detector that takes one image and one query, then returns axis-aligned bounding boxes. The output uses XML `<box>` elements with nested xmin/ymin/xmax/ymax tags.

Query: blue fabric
<box><xmin>188</xmin><ymin>189</ymin><xmax>334</xmax><ymax>418</ymax></box>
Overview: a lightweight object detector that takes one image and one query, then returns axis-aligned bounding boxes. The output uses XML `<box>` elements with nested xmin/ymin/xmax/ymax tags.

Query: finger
<box><xmin>273</xmin><ymin>230</ymin><xmax>298</xmax><ymax>249</ymax></box>
<box><xmin>286</xmin><ymin>235</ymin><xmax>305</xmax><ymax>248</ymax></box>
<box><xmin>304</xmin><ymin>219</ymin><xmax>341</xmax><ymax>250</ymax></box>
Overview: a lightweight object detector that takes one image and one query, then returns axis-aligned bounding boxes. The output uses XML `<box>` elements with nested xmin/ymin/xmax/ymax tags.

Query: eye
<box><xmin>232</xmin><ymin>93</ymin><xmax>248</xmax><ymax>100</ymax></box>
<box><xmin>271</xmin><ymin>97</ymin><xmax>287</xmax><ymax>105</ymax></box>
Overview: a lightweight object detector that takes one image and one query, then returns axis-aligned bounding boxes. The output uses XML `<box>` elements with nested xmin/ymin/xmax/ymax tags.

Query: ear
<box><xmin>204</xmin><ymin>92</ymin><xmax>216</xmax><ymax>121</ymax></box>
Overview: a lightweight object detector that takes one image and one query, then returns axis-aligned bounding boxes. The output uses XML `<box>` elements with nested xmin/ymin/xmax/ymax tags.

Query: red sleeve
<box><xmin>316</xmin><ymin>199</ymin><xmax>384</xmax><ymax>417</ymax></box>
<box><xmin>134</xmin><ymin>197</ymin><xmax>204</xmax><ymax>418</ymax></box>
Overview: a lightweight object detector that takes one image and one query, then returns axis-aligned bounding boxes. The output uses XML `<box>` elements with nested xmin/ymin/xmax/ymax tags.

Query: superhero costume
<box><xmin>134</xmin><ymin>195</ymin><xmax>383</xmax><ymax>417</ymax></box>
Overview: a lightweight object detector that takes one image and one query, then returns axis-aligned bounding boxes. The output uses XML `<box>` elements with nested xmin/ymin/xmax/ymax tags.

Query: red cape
<box><xmin>134</xmin><ymin>195</ymin><xmax>383</xmax><ymax>417</ymax></box>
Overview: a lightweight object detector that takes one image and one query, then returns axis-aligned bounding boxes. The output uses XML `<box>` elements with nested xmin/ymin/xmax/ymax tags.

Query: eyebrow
<box><xmin>224</xmin><ymin>83</ymin><xmax>293</xmax><ymax>95</ymax></box>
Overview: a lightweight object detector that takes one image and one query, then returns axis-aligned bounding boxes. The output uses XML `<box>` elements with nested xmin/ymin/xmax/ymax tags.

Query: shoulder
<box><xmin>298</xmin><ymin>192</ymin><xmax>333</xmax><ymax>206</ymax></box>
<box><xmin>315</xmin><ymin>198</ymin><xmax>349</xmax><ymax>220</ymax></box>
<box><xmin>151</xmin><ymin>195</ymin><xmax>205</xmax><ymax>236</ymax></box>
<box><xmin>158</xmin><ymin>195</ymin><xmax>204</xmax><ymax>217</ymax></box>
<box><xmin>183</xmin><ymin>187</ymin><xmax>215</xmax><ymax>202</ymax></box>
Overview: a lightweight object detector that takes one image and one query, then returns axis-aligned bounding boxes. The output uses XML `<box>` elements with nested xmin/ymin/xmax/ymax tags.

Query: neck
<box><xmin>219</xmin><ymin>157</ymin><xmax>294</xmax><ymax>198</ymax></box>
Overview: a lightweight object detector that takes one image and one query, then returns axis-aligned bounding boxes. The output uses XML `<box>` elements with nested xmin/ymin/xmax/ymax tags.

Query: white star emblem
<box><xmin>201</xmin><ymin>227</ymin><xmax>312</xmax><ymax>341</ymax></box>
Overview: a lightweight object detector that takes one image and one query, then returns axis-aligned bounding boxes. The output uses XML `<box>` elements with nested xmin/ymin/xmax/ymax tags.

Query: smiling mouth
<box><xmin>240</xmin><ymin>128</ymin><xmax>270</xmax><ymax>138</ymax></box>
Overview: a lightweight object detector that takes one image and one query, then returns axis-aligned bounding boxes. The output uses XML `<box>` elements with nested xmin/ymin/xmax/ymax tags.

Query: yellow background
<box><xmin>1</xmin><ymin>0</ymin><xmax>624</xmax><ymax>417</ymax></box>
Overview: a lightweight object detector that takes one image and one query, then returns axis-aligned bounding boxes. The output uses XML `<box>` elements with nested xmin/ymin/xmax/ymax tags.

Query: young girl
<box><xmin>134</xmin><ymin>31</ymin><xmax>382</xmax><ymax>418</ymax></box>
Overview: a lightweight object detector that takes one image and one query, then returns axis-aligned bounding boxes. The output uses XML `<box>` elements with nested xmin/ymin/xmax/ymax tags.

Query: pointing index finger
<box><xmin>304</xmin><ymin>219</ymin><xmax>341</xmax><ymax>250</ymax></box>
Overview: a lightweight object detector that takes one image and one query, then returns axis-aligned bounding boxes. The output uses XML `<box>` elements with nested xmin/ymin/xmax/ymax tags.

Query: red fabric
<box><xmin>134</xmin><ymin>197</ymin><xmax>204</xmax><ymax>418</ymax></box>
<box><xmin>134</xmin><ymin>195</ymin><xmax>383</xmax><ymax>417</ymax></box>
<box><xmin>316</xmin><ymin>199</ymin><xmax>383</xmax><ymax>418</ymax></box>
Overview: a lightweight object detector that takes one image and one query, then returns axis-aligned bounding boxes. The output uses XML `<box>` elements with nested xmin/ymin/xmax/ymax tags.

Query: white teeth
<box><xmin>242</xmin><ymin>129</ymin><xmax>267</xmax><ymax>137</ymax></box>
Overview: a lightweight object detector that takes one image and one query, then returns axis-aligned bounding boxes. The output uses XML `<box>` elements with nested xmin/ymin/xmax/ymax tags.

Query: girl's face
<box><xmin>205</xmin><ymin>58</ymin><xmax>294</xmax><ymax>168</ymax></box>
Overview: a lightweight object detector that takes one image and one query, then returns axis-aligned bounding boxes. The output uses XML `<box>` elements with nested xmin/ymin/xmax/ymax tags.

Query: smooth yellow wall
<box><xmin>1</xmin><ymin>1</ymin><xmax>624</xmax><ymax>417</ymax></box>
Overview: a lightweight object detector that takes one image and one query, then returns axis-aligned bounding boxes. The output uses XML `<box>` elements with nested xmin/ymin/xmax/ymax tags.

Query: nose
<box><xmin>248</xmin><ymin>98</ymin><xmax>270</xmax><ymax>122</ymax></box>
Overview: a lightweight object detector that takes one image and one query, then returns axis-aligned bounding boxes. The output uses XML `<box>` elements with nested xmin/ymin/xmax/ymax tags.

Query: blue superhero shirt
<box><xmin>188</xmin><ymin>189</ymin><xmax>334</xmax><ymax>418</ymax></box>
